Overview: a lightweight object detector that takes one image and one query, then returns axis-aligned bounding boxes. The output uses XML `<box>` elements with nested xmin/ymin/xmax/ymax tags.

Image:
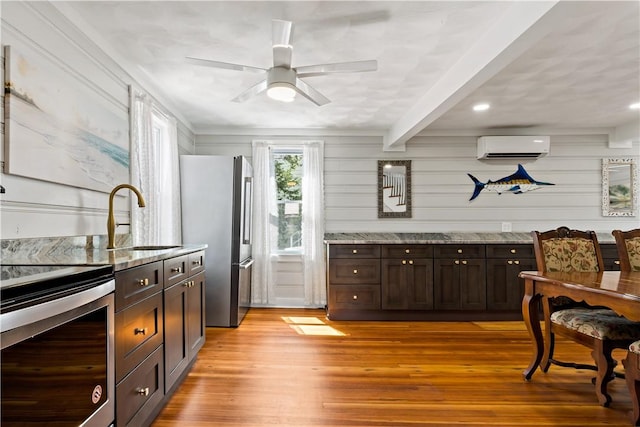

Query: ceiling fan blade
<box><xmin>231</xmin><ymin>79</ymin><xmax>268</xmax><ymax>103</ymax></box>
<box><xmin>272</xmin><ymin>20</ymin><xmax>293</xmax><ymax>68</ymax></box>
<box><xmin>272</xmin><ymin>19</ymin><xmax>293</xmax><ymax>47</ymax></box>
<box><xmin>294</xmin><ymin>78</ymin><xmax>330</xmax><ymax>106</ymax></box>
<box><xmin>186</xmin><ymin>57</ymin><xmax>266</xmax><ymax>73</ymax></box>
<box><xmin>296</xmin><ymin>60</ymin><xmax>378</xmax><ymax>78</ymax></box>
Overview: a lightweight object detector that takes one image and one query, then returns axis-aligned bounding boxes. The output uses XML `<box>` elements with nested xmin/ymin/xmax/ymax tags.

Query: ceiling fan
<box><xmin>186</xmin><ymin>19</ymin><xmax>378</xmax><ymax>106</ymax></box>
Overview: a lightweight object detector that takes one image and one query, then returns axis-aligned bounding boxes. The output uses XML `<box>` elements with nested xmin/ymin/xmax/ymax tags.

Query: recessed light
<box><xmin>630</xmin><ymin>102</ymin><xmax>640</xmax><ymax>110</ymax></box>
<box><xmin>473</xmin><ymin>103</ymin><xmax>490</xmax><ymax>111</ymax></box>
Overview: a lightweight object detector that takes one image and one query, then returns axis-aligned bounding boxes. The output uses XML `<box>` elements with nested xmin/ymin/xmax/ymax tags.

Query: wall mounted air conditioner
<box><xmin>477</xmin><ymin>136</ymin><xmax>550</xmax><ymax>159</ymax></box>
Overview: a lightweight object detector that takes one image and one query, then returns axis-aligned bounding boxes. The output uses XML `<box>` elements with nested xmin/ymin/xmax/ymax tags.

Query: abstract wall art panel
<box><xmin>3</xmin><ymin>44</ymin><xmax>129</xmax><ymax>193</ymax></box>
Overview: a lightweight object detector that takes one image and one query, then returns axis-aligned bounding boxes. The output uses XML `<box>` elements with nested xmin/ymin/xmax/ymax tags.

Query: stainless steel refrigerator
<box><xmin>180</xmin><ymin>155</ymin><xmax>253</xmax><ymax>327</ymax></box>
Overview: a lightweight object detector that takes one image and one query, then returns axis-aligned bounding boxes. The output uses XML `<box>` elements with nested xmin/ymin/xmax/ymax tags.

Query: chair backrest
<box><xmin>612</xmin><ymin>228</ymin><xmax>640</xmax><ymax>271</ymax></box>
<box><xmin>531</xmin><ymin>226</ymin><xmax>604</xmax><ymax>272</ymax></box>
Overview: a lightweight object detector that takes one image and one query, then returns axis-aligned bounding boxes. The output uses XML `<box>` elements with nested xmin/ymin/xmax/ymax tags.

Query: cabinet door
<box><xmin>434</xmin><ymin>259</ymin><xmax>461</xmax><ymax>310</ymax></box>
<box><xmin>434</xmin><ymin>259</ymin><xmax>486</xmax><ymax>310</ymax></box>
<box><xmin>486</xmin><ymin>258</ymin><xmax>536</xmax><ymax>311</ymax></box>
<box><xmin>459</xmin><ymin>259</ymin><xmax>486</xmax><ymax>310</ymax></box>
<box><xmin>381</xmin><ymin>258</ymin><xmax>433</xmax><ymax>310</ymax></box>
<box><xmin>163</xmin><ymin>280</ymin><xmax>189</xmax><ymax>393</ymax></box>
<box><xmin>187</xmin><ymin>272</ymin><xmax>206</xmax><ymax>357</ymax></box>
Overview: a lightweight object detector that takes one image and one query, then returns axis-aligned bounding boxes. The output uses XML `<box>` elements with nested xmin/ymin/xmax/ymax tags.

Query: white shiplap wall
<box><xmin>196</xmin><ymin>132</ymin><xmax>640</xmax><ymax>234</ymax></box>
<box><xmin>0</xmin><ymin>2</ymin><xmax>195</xmax><ymax>239</ymax></box>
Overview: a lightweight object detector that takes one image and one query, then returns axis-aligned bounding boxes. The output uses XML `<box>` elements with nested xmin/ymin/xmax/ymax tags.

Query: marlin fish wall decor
<box><xmin>467</xmin><ymin>164</ymin><xmax>554</xmax><ymax>201</ymax></box>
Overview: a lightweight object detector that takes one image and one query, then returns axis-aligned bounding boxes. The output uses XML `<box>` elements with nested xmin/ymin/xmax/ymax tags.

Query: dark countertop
<box><xmin>324</xmin><ymin>232</ymin><xmax>616</xmax><ymax>245</ymax></box>
<box><xmin>1</xmin><ymin>235</ymin><xmax>207</xmax><ymax>271</ymax></box>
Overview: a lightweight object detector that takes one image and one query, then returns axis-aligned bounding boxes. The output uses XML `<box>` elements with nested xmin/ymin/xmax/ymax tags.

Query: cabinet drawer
<box><xmin>434</xmin><ymin>245</ymin><xmax>485</xmax><ymax>258</ymax></box>
<box><xmin>116</xmin><ymin>345</ymin><xmax>164</xmax><ymax>427</ymax></box>
<box><xmin>382</xmin><ymin>244</ymin><xmax>433</xmax><ymax>258</ymax></box>
<box><xmin>329</xmin><ymin>259</ymin><xmax>380</xmax><ymax>284</ymax></box>
<box><xmin>330</xmin><ymin>285</ymin><xmax>380</xmax><ymax>310</ymax></box>
<box><xmin>329</xmin><ymin>244</ymin><xmax>381</xmax><ymax>259</ymax></box>
<box><xmin>188</xmin><ymin>251</ymin><xmax>205</xmax><ymax>276</ymax></box>
<box><xmin>115</xmin><ymin>261</ymin><xmax>163</xmax><ymax>311</ymax></box>
<box><xmin>164</xmin><ymin>255</ymin><xmax>189</xmax><ymax>288</ymax></box>
<box><xmin>115</xmin><ymin>292</ymin><xmax>164</xmax><ymax>382</ymax></box>
<box><xmin>485</xmin><ymin>244</ymin><xmax>535</xmax><ymax>259</ymax></box>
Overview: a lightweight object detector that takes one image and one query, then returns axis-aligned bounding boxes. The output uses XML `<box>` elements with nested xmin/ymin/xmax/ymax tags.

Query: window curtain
<box><xmin>130</xmin><ymin>87</ymin><xmax>181</xmax><ymax>246</ymax></box>
<box><xmin>251</xmin><ymin>141</ymin><xmax>277</xmax><ymax>304</ymax></box>
<box><xmin>301</xmin><ymin>141</ymin><xmax>326</xmax><ymax>306</ymax></box>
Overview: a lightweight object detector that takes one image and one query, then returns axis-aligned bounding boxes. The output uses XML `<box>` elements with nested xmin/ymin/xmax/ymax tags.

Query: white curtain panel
<box><xmin>130</xmin><ymin>88</ymin><xmax>157</xmax><ymax>246</ymax></box>
<box><xmin>130</xmin><ymin>88</ymin><xmax>181</xmax><ymax>246</ymax></box>
<box><xmin>302</xmin><ymin>141</ymin><xmax>326</xmax><ymax>306</ymax></box>
<box><xmin>251</xmin><ymin>141</ymin><xmax>278</xmax><ymax>304</ymax></box>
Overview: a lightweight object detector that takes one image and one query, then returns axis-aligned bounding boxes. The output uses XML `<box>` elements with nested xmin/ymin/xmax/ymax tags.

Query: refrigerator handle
<box><xmin>237</xmin><ymin>258</ymin><xmax>255</xmax><ymax>270</ymax></box>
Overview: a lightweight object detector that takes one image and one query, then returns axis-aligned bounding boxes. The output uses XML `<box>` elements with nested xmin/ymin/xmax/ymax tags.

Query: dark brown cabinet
<box><xmin>327</xmin><ymin>245</ymin><xmax>381</xmax><ymax>316</ymax></box>
<box><xmin>327</xmin><ymin>242</ymin><xmax>540</xmax><ymax>320</ymax></box>
<box><xmin>434</xmin><ymin>245</ymin><xmax>486</xmax><ymax>310</ymax></box>
<box><xmin>485</xmin><ymin>245</ymin><xmax>536</xmax><ymax>311</ymax></box>
<box><xmin>164</xmin><ymin>267</ymin><xmax>205</xmax><ymax>393</ymax></box>
<box><xmin>381</xmin><ymin>245</ymin><xmax>433</xmax><ymax>310</ymax></box>
<box><xmin>600</xmin><ymin>243</ymin><xmax>621</xmax><ymax>271</ymax></box>
<box><xmin>115</xmin><ymin>261</ymin><xmax>165</xmax><ymax>427</ymax></box>
<box><xmin>115</xmin><ymin>250</ymin><xmax>205</xmax><ymax>427</ymax></box>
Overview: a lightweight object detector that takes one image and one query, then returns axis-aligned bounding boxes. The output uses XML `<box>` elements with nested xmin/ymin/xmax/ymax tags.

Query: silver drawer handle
<box><xmin>462</xmin><ymin>260</ymin><xmax>467</xmax><ymax>265</ymax></box>
<box><xmin>352</xmin><ymin>295</ymin><xmax>358</xmax><ymax>300</ymax></box>
<box><xmin>183</xmin><ymin>280</ymin><xmax>195</xmax><ymax>288</ymax></box>
<box><xmin>455</xmin><ymin>260</ymin><xmax>460</xmax><ymax>265</ymax></box>
<box><xmin>192</xmin><ymin>260</ymin><xmax>202</xmax><ymax>266</ymax></box>
<box><xmin>510</xmin><ymin>249</ymin><xmax>516</xmax><ymax>254</ymax></box>
<box><xmin>137</xmin><ymin>278</ymin><xmax>149</xmax><ymax>286</ymax></box>
<box><xmin>136</xmin><ymin>387</ymin><xmax>150</xmax><ymax>396</ymax></box>
<box><xmin>507</xmin><ymin>260</ymin><xmax>513</xmax><ymax>265</ymax></box>
<box><xmin>134</xmin><ymin>327</ymin><xmax>148</xmax><ymax>336</ymax></box>
<box><xmin>170</xmin><ymin>267</ymin><xmax>182</xmax><ymax>273</ymax></box>
<box><xmin>352</xmin><ymin>249</ymin><xmax>358</xmax><ymax>254</ymax></box>
<box><xmin>353</xmin><ymin>269</ymin><xmax>358</xmax><ymax>274</ymax></box>
<box><xmin>408</xmin><ymin>260</ymin><xmax>413</xmax><ymax>265</ymax></box>
<box><xmin>514</xmin><ymin>260</ymin><xmax>520</xmax><ymax>265</ymax></box>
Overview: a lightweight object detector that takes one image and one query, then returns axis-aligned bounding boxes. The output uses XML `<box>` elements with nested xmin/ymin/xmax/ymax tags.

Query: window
<box><xmin>273</xmin><ymin>149</ymin><xmax>303</xmax><ymax>253</ymax></box>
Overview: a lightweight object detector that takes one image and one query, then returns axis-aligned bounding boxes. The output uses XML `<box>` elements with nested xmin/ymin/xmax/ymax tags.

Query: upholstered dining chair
<box><xmin>624</xmin><ymin>340</ymin><xmax>640</xmax><ymax>426</ymax></box>
<box><xmin>531</xmin><ymin>226</ymin><xmax>640</xmax><ymax>407</ymax></box>
<box><xmin>612</xmin><ymin>228</ymin><xmax>640</xmax><ymax>272</ymax></box>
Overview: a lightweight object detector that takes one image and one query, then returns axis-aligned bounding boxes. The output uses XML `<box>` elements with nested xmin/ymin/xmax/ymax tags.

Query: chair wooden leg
<box><xmin>623</xmin><ymin>352</ymin><xmax>640</xmax><ymax>426</ymax></box>
<box><xmin>541</xmin><ymin>299</ymin><xmax>554</xmax><ymax>373</ymax></box>
<box><xmin>591</xmin><ymin>341</ymin><xmax>614</xmax><ymax>407</ymax></box>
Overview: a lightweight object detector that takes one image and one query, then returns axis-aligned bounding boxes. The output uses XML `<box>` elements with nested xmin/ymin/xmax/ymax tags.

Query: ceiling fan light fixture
<box><xmin>267</xmin><ymin>82</ymin><xmax>296</xmax><ymax>102</ymax></box>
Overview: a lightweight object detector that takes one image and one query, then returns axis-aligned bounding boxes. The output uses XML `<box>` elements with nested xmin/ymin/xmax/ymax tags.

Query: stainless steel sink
<box><xmin>130</xmin><ymin>245</ymin><xmax>182</xmax><ymax>251</ymax></box>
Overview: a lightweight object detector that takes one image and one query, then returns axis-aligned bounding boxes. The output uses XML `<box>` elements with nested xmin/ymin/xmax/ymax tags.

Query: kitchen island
<box><xmin>324</xmin><ymin>232</ymin><xmax>618</xmax><ymax>321</ymax></box>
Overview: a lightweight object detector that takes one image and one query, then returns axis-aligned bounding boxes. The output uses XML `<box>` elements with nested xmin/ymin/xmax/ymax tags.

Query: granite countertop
<box><xmin>1</xmin><ymin>235</ymin><xmax>208</xmax><ymax>271</ymax></box>
<box><xmin>324</xmin><ymin>232</ymin><xmax>616</xmax><ymax>245</ymax></box>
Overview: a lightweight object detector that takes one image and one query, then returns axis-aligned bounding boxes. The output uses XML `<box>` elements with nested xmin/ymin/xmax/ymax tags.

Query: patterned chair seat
<box><xmin>551</xmin><ymin>308</ymin><xmax>640</xmax><ymax>341</ymax></box>
<box><xmin>631</xmin><ymin>340</ymin><xmax>640</xmax><ymax>354</ymax></box>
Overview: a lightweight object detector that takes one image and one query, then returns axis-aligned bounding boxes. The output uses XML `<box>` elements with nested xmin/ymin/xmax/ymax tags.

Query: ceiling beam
<box><xmin>383</xmin><ymin>1</ymin><xmax>572</xmax><ymax>151</ymax></box>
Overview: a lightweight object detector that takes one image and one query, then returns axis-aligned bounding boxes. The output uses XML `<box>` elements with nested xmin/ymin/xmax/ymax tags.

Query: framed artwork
<box><xmin>3</xmin><ymin>44</ymin><xmax>129</xmax><ymax>193</ymax></box>
<box><xmin>378</xmin><ymin>160</ymin><xmax>411</xmax><ymax>218</ymax></box>
<box><xmin>602</xmin><ymin>157</ymin><xmax>637</xmax><ymax>216</ymax></box>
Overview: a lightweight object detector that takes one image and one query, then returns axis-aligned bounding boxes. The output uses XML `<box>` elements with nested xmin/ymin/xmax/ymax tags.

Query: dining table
<box><xmin>519</xmin><ymin>270</ymin><xmax>640</xmax><ymax>423</ymax></box>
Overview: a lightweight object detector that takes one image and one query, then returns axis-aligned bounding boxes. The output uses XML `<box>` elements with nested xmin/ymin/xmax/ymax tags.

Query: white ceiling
<box><xmin>60</xmin><ymin>1</ymin><xmax>640</xmax><ymax>149</ymax></box>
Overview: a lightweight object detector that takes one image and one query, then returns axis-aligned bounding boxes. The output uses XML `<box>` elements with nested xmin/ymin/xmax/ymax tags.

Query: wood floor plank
<box><xmin>151</xmin><ymin>308</ymin><xmax>633</xmax><ymax>426</ymax></box>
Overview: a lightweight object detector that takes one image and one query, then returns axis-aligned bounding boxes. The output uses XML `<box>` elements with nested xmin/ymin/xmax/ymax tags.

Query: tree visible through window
<box><xmin>273</xmin><ymin>150</ymin><xmax>302</xmax><ymax>253</ymax></box>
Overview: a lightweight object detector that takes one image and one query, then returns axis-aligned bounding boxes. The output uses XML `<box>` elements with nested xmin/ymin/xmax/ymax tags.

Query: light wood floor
<box><xmin>151</xmin><ymin>308</ymin><xmax>633</xmax><ymax>427</ymax></box>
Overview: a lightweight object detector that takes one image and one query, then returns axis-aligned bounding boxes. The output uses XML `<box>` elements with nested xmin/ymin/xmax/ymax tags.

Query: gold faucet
<box><xmin>107</xmin><ymin>184</ymin><xmax>146</xmax><ymax>249</ymax></box>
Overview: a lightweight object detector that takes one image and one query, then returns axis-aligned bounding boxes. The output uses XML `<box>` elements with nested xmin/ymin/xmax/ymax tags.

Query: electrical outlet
<box><xmin>501</xmin><ymin>222</ymin><xmax>512</xmax><ymax>232</ymax></box>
